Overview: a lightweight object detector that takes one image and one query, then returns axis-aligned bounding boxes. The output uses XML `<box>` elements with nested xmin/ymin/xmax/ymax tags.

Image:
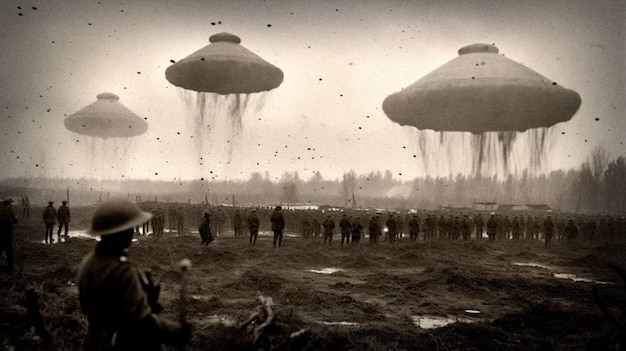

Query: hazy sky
<box><xmin>0</xmin><ymin>0</ymin><xmax>624</xmax><ymax>182</ymax></box>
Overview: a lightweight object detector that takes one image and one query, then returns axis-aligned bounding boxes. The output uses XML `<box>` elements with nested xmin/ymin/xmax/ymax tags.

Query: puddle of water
<box><xmin>553</xmin><ymin>273</ymin><xmax>611</xmax><ymax>285</ymax></box>
<box><xmin>464</xmin><ymin>309</ymin><xmax>481</xmax><ymax>314</ymax></box>
<box><xmin>512</xmin><ymin>262</ymin><xmax>553</xmax><ymax>270</ymax></box>
<box><xmin>204</xmin><ymin>314</ymin><xmax>237</xmax><ymax>326</ymax></box>
<box><xmin>410</xmin><ymin>315</ymin><xmax>475</xmax><ymax>329</ymax></box>
<box><xmin>317</xmin><ymin>321</ymin><xmax>359</xmax><ymax>326</ymax></box>
<box><xmin>309</xmin><ymin>268</ymin><xmax>343</xmax><ymax>275</ymax></box>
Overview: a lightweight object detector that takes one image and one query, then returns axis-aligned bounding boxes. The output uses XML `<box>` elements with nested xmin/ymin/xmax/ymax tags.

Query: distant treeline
<box><xmin>1</xmin><ymin>148</ymin><xmax>624</xmax><ymax>215</ymax></box>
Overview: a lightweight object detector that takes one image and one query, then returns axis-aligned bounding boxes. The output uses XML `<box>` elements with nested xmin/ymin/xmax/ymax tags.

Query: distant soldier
<box><xmin>525</xmin><ymin>215</ymin><xmax>534</xmax><ymax>240</ymax></box>
<box><xmin>322</xmin><ymin>214</ymin><xmax>335</xmax><ymax>245</ymax></box>
<box><xmin>247</xmin><ymin>209</ymin><xmax>260</xmax><ymax>246</ymax></box>
<box><xmin>57</xmin><ymin>200</ymin><xmax>71</xmax><ymax>241</ymax></box>
<box><xmin>502</xmin><ymin>216</ymin><xmax>511</xmax><ymax>240</ymax></box>
<box><xmin>233</xmin><ymin>210</ymin><xmax>243</xmax><ymax>238</ymax></box>
<box><xmin>176</xmin><ymin>207</ymin><xmax>185</xmax><ymax>235</ymax></box>
<box><xmin>565</xmin><ymin>218</ymin><xmax>579</xmax><ymax>241</ymax></box>
<box><xmin>270</xmin><ymin>206</ymin><xmax>285</xmax><ymax>248</ymax></box>
<box><xmin>0</xmin><ymin>198</ymin><xmax>18</xmax><ymax>271</ymax></box>
<box><xmin>424</xmin><ymin>214</ymin><xmax>434</xmax><ymax>240</ymax></box>
<box><xmin>461</xmin><ymin>215</ymin><xmax>471</xmax><ymax>241</ymax></box>
<box><xmin>450</xmin><ymin>216</ymin><xmax>460</xmax><ymax>240</ymax></box>
<box><xmin>311</xmin><ymin>216</ymin><xmax>321</xmax><ymax>238</ymax></box>
<box><xmin>351</xmin><ymin>217</ymin><xmax>363</xmax><ymax>245</ymax></box>
<box><xmin>300</xmin><ymin>215</ymin><xmax>311</xmax><ymax>239</ymax></box>
<box><xmin>368</xmin><ymin>214</ymin><xmax>381</xmax><ymax>244</ymax></box>
<box><xmin>198</xmin><ymin>209</ymin><xmax>214</xmax><ymax>245</ymax></box>
<box><xmin>556</xmin><ymin>217</ymin><xmax>566</xmax><ymax>241</ymax></box>
<box><xmin>43</xmin><ymin>201</ymin><xmax>56</xmax><ymax>244</ymax></box>
<box><xmin>408</xmin><ymin>215</ymin><xmax>420</xmax><ymax>242</ymax></box>
<box><xmin>168</xmin><ymin>206</ymin><xmax>177</xmax><ymax>234</ymax></box>
<box><xmin>532</xmin><ymin>216</ymin><xmax>541</xmax><ymax>241</ymax></box>
<box><xmin>486</xmin><ymin>212</ymin><xmax>497</xmax><ymax>243</ymax></box>
<box><xmin>21</xmin><ymin>196</ymin><xmax>30</xmax><ymax>220</ymax></box>
<box><xmin>78</xmin><ymin>200</ymin><xmax>191</xmax><ymax>350</ymax></box>
<box><xmin>543</xmin><ymin>215</ymin><xmax>555</xmax><ymax>248</ymax></box>
<box><xmin>339</xmin><ymin>214</ymin><xmax>351</xmax><ymax>246</ymax></box>
<box><xmin>437</xmin><ymin>215</ymin><xmax>446</xmax><ymax>240</ymax></box>
<box><xmin>386</xmin><ymin>213</ymin><xmax>398</xmax><ymax>243</ymax></box>
<box><xmin>511</xmin><ymin>216</ymin><xmax>521</xmax><ymax>240</ymax></box>
<box><xmin>473</xmin><ymin>213</ymin><xmax>484</xmax><ymax>240</ymax></box>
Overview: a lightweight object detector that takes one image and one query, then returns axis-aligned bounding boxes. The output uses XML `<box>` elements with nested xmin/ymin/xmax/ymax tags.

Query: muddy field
<box><xmin>1</xmin><ymin>208</ymin><xmax>625</xmax><ymax>350</ymax></box>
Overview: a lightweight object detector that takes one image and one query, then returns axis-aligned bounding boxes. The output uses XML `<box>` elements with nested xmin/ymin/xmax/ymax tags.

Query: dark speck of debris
<box><xmin>170</xmin><ymin>59</ymin><xmax>175</xmax><ymax>63</ymax></box>
<box><xmin>595</xmin><ymin>118</ymin><xmax>600</xmax><ymax>121</ymax></box>
<box><xmin>267</xmin><ymin>24</ymin><xmax>272</xmax><ymax>27</ymax></box>
<box><xmin>32</xmin><ymin>6</ymin><xmax>38</xmax><ymax>10</ymax></box>
<box><xmin>561</xmin><ymin>132</ymin><xmax>565</xmax><ymax>135</ymax></box>
<box><xmin>552</xmin><ymin>82</ymin><xmax>557</xmax><ymax>85</ymax></box>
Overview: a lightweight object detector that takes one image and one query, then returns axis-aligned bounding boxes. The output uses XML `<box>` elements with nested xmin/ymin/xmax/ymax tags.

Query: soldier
<box><xmin>270</xmin><ymin>206</ymin><xmax>285</xmax><ymax>248</ymax></box>
<box><xmin>368</xmin><ymin>214</ymin><xmax>381</xmax><ymax>245</ymax></box>
<box><xmin>565</xmin><ymin>218</ymin><xmax>579</xmax><ymax>241</ymax></box>
<box><xmin>0</xmin><ymin>198</ymin><xmax>18</xmax><ymax>271</ymax></box>
<box><xmin>386</xmin><ymin>213</ymin><xmax>398</xmax><ymax>243</ymax></box>
<box><xmin>473</xmin><ymin>213</ymin><xmax>484</xmax><ymax>240</ymax></box>
<box><xmin>351</xmin><ymin>216</ymin><xmax>363</xmax><ymax>245</ymax></box>
<box><xmin>502</xmin><ymin>215</ymin><xmax>511</xmax><ymax>240</ymax></box>
<box><xmin>525</xmin><ymin>215</ymin><xmax>534</xmax><ymax>240</ymax></box>
<box><xmin>339</xmin><ymin>214</ymin><xmax>351</xmax><ymax>246</ymax></box>
<box><xmin>543</xmin><ymin>215</ymin><xmax>555</xmax><ymax>248</ymax></box>
<box><xmin>78</xmin><ymin>200</ymin><xmax>191</xmax><ymax>350</ymax></box>
<box><xmin>176</xmin><ymin>207</ymin><xmax>185</xmax><ymax>235</ymax></box>
<box><xmin>57</xmin><ymin>200</ymin><xmax>71</xmax><ymax>241</ymax></box>
<box><xmin>198</xmin><ymin>209</ymin><xmax>214</xmax><ymax>245</ymax></box>
<box><xmin>233</xmin><ymin>210</ymin><xmax>243</xmax><ymax>238</ymax></box>
<box><xmin>247</xmin><ymin>209</ymin><xmax>260</xmax><ymax>246</ymax></box>
<box><xmin>43</xmin><ymin>201</ymin><xmax>56</xmax><ymax>244</ymax></box>
<box><xmin>511</xmin><ymin>216</ymin><xmax>521</xmax><ymax>240</ymax></box>
<box><xmin>21</xmin><ymin>196</ymin><xmax>30</xmax><ymax>220</ymax></box>
<box><xmin>461</xmin><ymin>215</ymin><xmax>471</xmax><ymax>241</ymax></box>
<box><xmin>322</xmin><ymin>214</ymin><xmax>335</xmax><ymax>246</ymax></box>
<box><xmin>437</xmin><ymin>215</ymin><xmax>446</xmax><ymax>240</ymax></box>
<box><xmin>408</xmin><ymin>214</ymin><xmax>420</xmax><ymax>242</ymax></box>
<box><xmin>486</xmin><ymin>212</ymin><xmax>497</xmax><ymax>243</ymax></box>
<box><xmin>311</xmin><ymin>215</ymin><xmax>321</xmax><ymax>238</ymax></box>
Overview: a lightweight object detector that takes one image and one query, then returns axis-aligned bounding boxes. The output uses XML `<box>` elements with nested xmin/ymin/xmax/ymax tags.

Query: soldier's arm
<box><xmin>115</xmin><ymin>264</ymin><xmax>189</xmax><ymax>347</ymax></box>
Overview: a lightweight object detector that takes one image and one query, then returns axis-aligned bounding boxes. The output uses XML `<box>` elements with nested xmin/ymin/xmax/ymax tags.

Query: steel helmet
<box><xmin>88</xmin><ymin>199</ymin><xmax>152</xmax><ymax>236</ymax></box>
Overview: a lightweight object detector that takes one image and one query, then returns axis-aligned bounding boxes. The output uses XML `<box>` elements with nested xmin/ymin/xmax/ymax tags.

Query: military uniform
<box><xmin>247</xmin><ymin>210</ymin><xmax>260</xmax><ymax>246</ymax></box>
<box><xmin>57</xmin><ymin>201</ymin><xmax>71</xmax><ymax>240</ymax></box>
<box><xmin>486</xmin><ymin>214</ymin><xmax>497</xmax><ymax>242</ymax></box>
<box><xmin>543</xmin><ymin>216</ymin><xmax>555</xmax><ymax>248</ymax></box>
<box><xmin>0</xmin><ymin>199</ymin><xmax>18</xmax><ymax>270</ymax></box>
<box><xmin>351</xmin><ymin>218</ymin><xmax>363</xmax><ymax>245</ymax></box>
<box><xmin>386</xmin><ymin>215</ymin><xmax>398</xmax><ymax>243</ymax></box>
<box><xmin>78</xmin><ymin>200</ymin><xmax>189</xmax><ymax>350</ymax></box>
<box><xmin>339</xmin><ymin>215</ymin><xmax>351</xmax><ymax>246</ymax></box>
<box><xmin>368</xmin><ymin>216</ymin><xmax>381</xmax><ymax>244</ymax></box>
<box><xmin>43</xmin><ymin>202</ymin><xmax>56</xmax><ymax>244</ymax></box>
<box><xmin>199</xmin><ymin>211</ymin><xmax>214</xmax><ymax>245</ymax></box>
<box><xmin>408</xmin><ymin>215</ymin><xmax>420</xmax><ymax>242</ymax></box>
<box><xmin>270</xmin><ymin>207</ymin><xmax>285</xmax><ymax>248</ymax></box>
<box><xmin>322</xmin><ymin>216</ymin><xmax>335</xmax><ymax>245</ymax></box>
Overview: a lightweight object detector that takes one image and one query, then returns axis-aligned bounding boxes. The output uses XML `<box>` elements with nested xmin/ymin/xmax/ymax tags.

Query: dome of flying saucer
<box><xmin>382</xmin><ymin>43</ymin><xmax>581</xmax><ymax>133</ymax></box>
<box><xmin>165</xmin><ymin>32</ymin><xmax>284</xmax><ymax>95</ymax></box>
<box><xmin>64</xmin><ymin>93</ymin><xmax>148</xmax><ymax>138</ymax></box>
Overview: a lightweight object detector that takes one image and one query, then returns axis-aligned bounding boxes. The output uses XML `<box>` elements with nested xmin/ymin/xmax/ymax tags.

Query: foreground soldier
<box><xmin>368</xmin><ymin>214</ymin><xmax>381</xmax><ymax>244</ymax></box>
<box><xmin>43</xmin><ymin>201</ymin><xmax>56</xmax><ymax>244</ymax></box>
<box><xmin>386</xmin><ymin>213</ymin><xmax>398</xmax><ymax>243</ymax></box>
<box><xmin>78</xmin><ymin>199</ymin><xmax>191</xmax><ymax>350</ymax></box>
<box><xmin>57</xmin><ymin>200</ymin><xmax>71</xmax><ymax>241</ymax></box>
<box><xmin>0</xmin><ymin>198</ymin><xmax>18</xmax><ymax>271</ymax></box>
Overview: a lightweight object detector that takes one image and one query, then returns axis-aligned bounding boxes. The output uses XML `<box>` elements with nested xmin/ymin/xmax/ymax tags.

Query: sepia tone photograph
<box><xmin>0</xmin><ymin>0</ymin><xmax>624</xmax><ymax>349</ymax></box>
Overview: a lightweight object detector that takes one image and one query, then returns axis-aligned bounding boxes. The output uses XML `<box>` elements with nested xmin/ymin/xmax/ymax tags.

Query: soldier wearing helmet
<box><xmin>270</xmin><ymin>206</ymin><xmax>285</xmax><ymax>248</ymax></box>
<box><xmin>43</xmin><ymin>201</ymin><xmax>56</xmax><ymax>244</ymax></box>
<box><xmin>78</xmin><ymin>200</ymin><xmax>191</xmax><ymax>350</ymax></box>
<box><xmin>57</xmin><ymin>200</ymin><xmax>71</xmax><ymax>241</ymax></box>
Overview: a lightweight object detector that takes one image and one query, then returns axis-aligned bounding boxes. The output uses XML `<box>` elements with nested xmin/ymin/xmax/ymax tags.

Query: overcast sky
<box><xmin>0</xmin><ymin>0</ymin><xmax>624</xmax><ymax>182</ymax></box>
